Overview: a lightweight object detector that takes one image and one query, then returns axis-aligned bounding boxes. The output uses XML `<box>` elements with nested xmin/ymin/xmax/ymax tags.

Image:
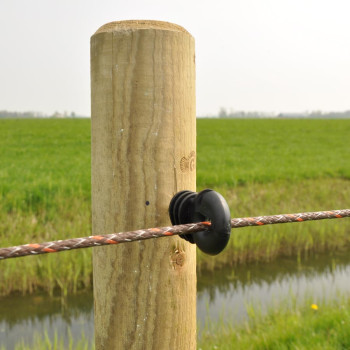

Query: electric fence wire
<box><xmin>0</xmin><ymin>209</ymin><xmax>349</xmax><ymax>260</ymax></box>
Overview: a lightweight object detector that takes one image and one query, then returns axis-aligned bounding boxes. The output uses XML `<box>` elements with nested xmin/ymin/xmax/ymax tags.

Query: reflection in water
<box><xmin>197</xmin><ymin>250</ymin><xmax>350</xmax><ymax>328</ymax></box>
<box><xmin>0</xmin><ymin>293</ymin><xmax>94</xmax><ymax>349</ymax></box>
<box><xmin>1</xmin><ymin>250</ymin><xmax>350</xmax><ymax>348</ymax></box>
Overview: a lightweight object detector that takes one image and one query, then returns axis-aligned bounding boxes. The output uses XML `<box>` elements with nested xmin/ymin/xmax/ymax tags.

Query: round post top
<box><xmin>94</xmin><ymin>20</ymin><xmax>191</xmax><ymax>36</ymax></box>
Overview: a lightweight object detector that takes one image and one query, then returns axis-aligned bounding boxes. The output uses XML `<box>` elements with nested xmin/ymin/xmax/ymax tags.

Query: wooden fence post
<box><xmin>90</xmin><ymin>20</ymin><xmax>196</xmax><ymax>349</ymax></box>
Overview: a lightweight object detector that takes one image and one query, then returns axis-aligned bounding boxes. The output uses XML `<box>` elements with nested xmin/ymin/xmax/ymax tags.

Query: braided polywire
<box><xmin>231</xmin><ymin>209</ymin><xmax>350</xmax><ymax>227</ymax></box>
<box><xmin>0</xmin><ymin>222</ymin><xmax>211</xmax><ymax>260</ymax></box>
<box><xmin>0</xmin><ymin>209</ymin><xmax>349</xmax><ymax>260</ymax></box>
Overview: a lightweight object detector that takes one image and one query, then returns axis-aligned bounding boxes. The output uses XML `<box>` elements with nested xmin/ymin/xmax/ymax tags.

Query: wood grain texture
<box><xmin>91</xmin><ymin>20</ymin><xmax>196</xmax><ymax>349</ymax></box>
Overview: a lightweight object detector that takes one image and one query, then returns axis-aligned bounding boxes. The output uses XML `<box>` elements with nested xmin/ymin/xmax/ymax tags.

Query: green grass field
<box><xmin>0</xmin><ymin>118</ymin><xmax>349</xmax><ymax>295</ymax></box>
<box><xmin>197</xmin><ymin>118</ymin><xmax>350</xmax><ymax>186</ymax></box>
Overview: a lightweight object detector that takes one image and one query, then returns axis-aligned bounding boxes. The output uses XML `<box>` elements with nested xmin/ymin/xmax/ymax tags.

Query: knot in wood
<box><xmin>171</xmin><ymin>250</ymin><xmax>185</xmax><ymax>268</ymax></box>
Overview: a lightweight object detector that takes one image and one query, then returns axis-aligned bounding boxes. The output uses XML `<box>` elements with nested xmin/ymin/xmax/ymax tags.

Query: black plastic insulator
<box><xmin>169</xmin><ymin>189</ymin><xmax>231</xmax><ymax>255</ymax></box>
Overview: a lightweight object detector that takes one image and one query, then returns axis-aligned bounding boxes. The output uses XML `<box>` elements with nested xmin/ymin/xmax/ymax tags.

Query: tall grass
<box><xmin>197</xmin><ymin>178</ymin><xmax>350</xmax><ymax>273</ymax></box>
<box><xmin>0</xmin><ymin>118</ymin><xmax>349</xmax><ymax>296</ymax></box>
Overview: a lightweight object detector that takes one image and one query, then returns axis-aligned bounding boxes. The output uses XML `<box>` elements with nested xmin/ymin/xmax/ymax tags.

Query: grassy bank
<box><xmin>197</xmin><ymin>178</ymin><xmax>350</xmax><ymax>273</ymax></box>
<box><xmin>199</xmin><ymin>296</ymin><xmax>350</xmax><ymax>349</ymax></box>
<box><xmin>0</xmin><ymin>118</ymin><xmax>349</xmax><ymax>295</ymax></box>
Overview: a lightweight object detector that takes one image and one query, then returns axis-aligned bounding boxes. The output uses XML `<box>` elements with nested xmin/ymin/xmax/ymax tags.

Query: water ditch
<box><xmin>1</xmin><ymin>249</ymin><xmax>350</xmax><ymax>349</ymax></box>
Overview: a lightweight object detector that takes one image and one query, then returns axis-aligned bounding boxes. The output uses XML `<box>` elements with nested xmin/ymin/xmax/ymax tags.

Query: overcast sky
<box><xmin>0</xmin><ymin>0</ymin><xmax>349</xmax><ymax>116</ymax></box>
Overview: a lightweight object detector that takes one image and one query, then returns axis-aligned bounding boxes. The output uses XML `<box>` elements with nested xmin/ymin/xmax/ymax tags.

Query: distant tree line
<box><xmin>206</xmin><ymin>108</ymin><xmax>350</xmax><ymax>119</ymax></box>
<box><xmin>217</xmin><ymin>108</ymin><xmax>275</xmax><ymax>119</ymax></box>
<box><xmin>2</xmin><ymin>108</ymin><xmax>350</xmax><ymax>119</ymax></box>
<box><xmin>277</xmin><ymin>110</ymin><xmax>350</xmax><ymax>119</ymax></box>
<box><xmin>0</xmin><ymin>110</ymin><xmax>82</xmax><ymax>118</ymax></box>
